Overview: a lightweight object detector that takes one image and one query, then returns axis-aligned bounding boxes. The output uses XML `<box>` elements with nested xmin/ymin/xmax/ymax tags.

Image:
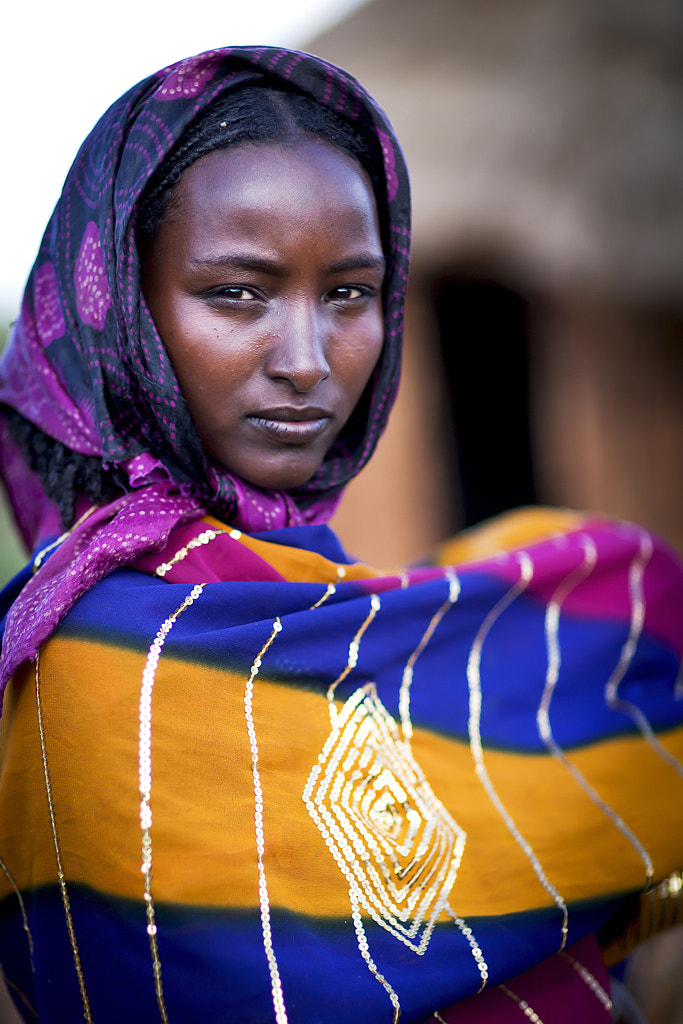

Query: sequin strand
<box><xmin>35</xmin><ymin>652</ymin><xmax>94</xmax><ymax>1023</ymax></box>
<box><xmin>0</xmin><ymin>854</ymin><xmax>34</xmax><ymax>974</ymax></box>
<box><xmin>395</xmin><ymin>570</ymin><xmax>489</xmax><ymax>994</ymax></box>
<box><xmin>242</xmin><ymin>568</ymin><xmax>346</xmax><ymax>1024</ymax></box>
<box><xmin>606</xmin><ymin>529</ymin><xmax>683</xmax><ymax>782</ymax></box>
<box><xmin>559</xmin><ymin>950</ymin><xmax>612</xmax><ymax>1014</ymax></box>
<box><xmin>499</xmin><ymin>984</ymin><xmax>544</xmax><ymax>1023</ymax></box>
<box><xmin>466</xmin><ymin>553</ymin><xmax>570</xmax><ymax>950</ymax></box>
<box><xmin>323</xmin><ymin>593</ymin><xmax>402</xmax><ymax>1022</ymax></box>
<box><xmin>154</xmin><ymin>528</ymin><xmax>227</xmax><ymax>576</ymax></box>
<box><xmin>399</xmin><ymin>569</ymin><xmax>459</xmax><ymax>741</ymax></box>
<box><xmin>350</xmin><ymin>884</ymin><xmax>401</xmax><ymax>1024</ymax></box>
<box><xmin>445</xmin><ymin>908</ymin><xmax>489</xmax><ymax>993</ymax></box>
<box><xmin>538</xmin><ymin>534</ymin><xmax>655</xmax><ymax>888</ymax></box>
<box><xmin>243</xmin><ymin>617</ymin><xmax>288</xmax><ymax>1024</ymax></box>
<box><xmin>326</xmin><ymin>593</ymin><xmax>380</xmax><ymax>709</ymax></box>
<box><xmin>138</xmin><ymin>582</ymin><xmax>206</xmax><ymax>1023</ymax></box>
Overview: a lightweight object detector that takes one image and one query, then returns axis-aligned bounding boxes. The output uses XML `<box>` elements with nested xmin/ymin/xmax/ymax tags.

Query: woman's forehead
<box><xmin>179</xmin><ymin>140</ymin><xmax>376</xmax><ymax>211</ymax></box>
<box><xmin>149</xmin><ymin>141</ymin><xmax>384</xmax><ymax>276</ymax></box>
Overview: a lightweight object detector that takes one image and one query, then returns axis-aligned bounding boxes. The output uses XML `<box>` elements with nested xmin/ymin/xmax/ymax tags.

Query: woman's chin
<box><xmin>208</xmin><ymin>452</ymin><xmax>324</xmax><ymax>492</ymax></box>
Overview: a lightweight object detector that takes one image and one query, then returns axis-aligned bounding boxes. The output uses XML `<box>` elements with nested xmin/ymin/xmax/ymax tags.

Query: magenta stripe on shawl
<box><xmin>464</xmin><ymin>519</ymin><xmax>683</xmax><ymax>656</ymax></box>
<box><xmin>133</xmin><ymin>522</ymin><xmax>287</xmax><ymax>584</ymax></box>
<box><xmin>431</xmin><ymin>936</ymin><xmax>611</xmax><ymax>1023</ymax></box>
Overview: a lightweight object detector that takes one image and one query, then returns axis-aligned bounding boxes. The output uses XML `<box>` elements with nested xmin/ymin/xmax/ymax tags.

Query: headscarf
<box><xmin>0</xmin><ymin>47</ymin><xmax>411</xmax><ymax>695</ymax></box>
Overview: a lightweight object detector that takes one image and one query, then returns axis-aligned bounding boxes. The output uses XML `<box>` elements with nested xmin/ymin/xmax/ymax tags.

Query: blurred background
<box><xmin>1</xmin><ymin>3</ymin><xmax>683</xmax><ymax>1020</ymax></box>
<box><xmin>313</xmin><ymin>0</ymin><xmax>683</xmax><ymax>570</ymax></box>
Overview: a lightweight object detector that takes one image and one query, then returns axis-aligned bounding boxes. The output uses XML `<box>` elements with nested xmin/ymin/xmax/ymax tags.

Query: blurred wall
<box><xmin>312</xmin><ymin>0</ymin><xmax>683</xmax><ymax>564</ymax></box>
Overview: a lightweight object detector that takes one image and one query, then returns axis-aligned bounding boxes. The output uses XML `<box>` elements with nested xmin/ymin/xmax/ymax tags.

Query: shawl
<box><xmin>0</xmin><ymin>46</ymin><xmax>410</xmax><ymax>698</ymax></box>
<box><xmin>1</xmin><ymin>506</ymin><xmax>682</xmax><ymax>1022</ymax></box>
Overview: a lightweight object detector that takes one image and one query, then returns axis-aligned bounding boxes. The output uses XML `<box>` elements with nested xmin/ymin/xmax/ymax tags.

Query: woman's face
<box><xmin>142</xmin><ymin>139</ymin><xmax>385</xmax><ymax>491</ymax></box>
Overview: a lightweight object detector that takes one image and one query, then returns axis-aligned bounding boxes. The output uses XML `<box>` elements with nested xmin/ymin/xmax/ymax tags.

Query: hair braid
<box><xmin>4</xmin><ymin>408</ymin><xmax>129</xmax><ymax>528</ymax></box>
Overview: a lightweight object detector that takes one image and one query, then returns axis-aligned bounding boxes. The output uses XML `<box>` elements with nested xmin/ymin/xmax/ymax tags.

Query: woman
<box><xmin>0</xmin><ymin>46</ymin><xmax>681</xmax><ymax>1024</ymax></box>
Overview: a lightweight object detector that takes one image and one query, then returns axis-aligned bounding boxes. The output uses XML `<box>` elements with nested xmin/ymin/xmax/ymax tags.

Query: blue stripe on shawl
<box><xmin>0</xmin><ymin>886</ymin><xmax>620</xmax><ymax>1024</ymax></box>
<box><xmin>55</xmin><ymin>564</ymin><xmax>683</xmax><ymax>752</ymax></box>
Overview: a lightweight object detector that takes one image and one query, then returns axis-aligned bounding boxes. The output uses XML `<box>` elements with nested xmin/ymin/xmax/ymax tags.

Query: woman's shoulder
<box><xmin>130</xmin><ymin>514</ymin><xmax>383</xmax><ymax>586</ymax></box>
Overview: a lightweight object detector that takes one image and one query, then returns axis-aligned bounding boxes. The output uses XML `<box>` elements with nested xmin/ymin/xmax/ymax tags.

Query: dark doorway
<box><xmin>431</xmin><ymin>275</ymin><xmax>537</xmax><ymax>528</ymax></box>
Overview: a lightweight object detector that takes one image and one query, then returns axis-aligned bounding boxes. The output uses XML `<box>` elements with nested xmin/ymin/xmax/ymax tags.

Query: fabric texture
<box><xmin>0</xmin><ymin>46</ymin><xmax>410</xmax><ymax>701</ymax></box>
<box><xmin>2</xmin><ymin>508</ymin><xmax>682</xmax><ymax>1022</ymax></box>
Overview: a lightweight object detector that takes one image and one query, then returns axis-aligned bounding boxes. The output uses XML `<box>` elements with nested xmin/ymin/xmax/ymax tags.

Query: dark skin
<box><xmin>142</xmin><ymin>139</ymin><xmax>386</xmax><ymax>491</ymax></box>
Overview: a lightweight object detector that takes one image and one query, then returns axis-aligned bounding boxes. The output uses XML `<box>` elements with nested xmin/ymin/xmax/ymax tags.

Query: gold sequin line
<box><xmin>396</xmin><ymin>569</ymin><xmax>489</xmax><ymax>993</ymax></box>
<box><xmin>538</xmin><ymin>534</ymin><xmax>654</xmax><ymax>888</ymax></box>
<box><xmin>32</xmin><ymin>504</ymin><xmax>98</xmax><ymax>573</ymax></box>
<box><xmin>559</xmin><ymin>950</ymin><xmax>612</xmax><ymax>1013</ymax></box>
<box><xmin>155</xmin><ymin>528</ymin><xmax>227</xmax><ymax>576</ymax></box>
<box><xmin>605</xmin><ymin>529</ymin><xmax>683</xmax><ymax>783</ymax></box>
<box><xmin>446</xmin><ymin>908</ymin><xmax>489</xmax><ymax>992</ymax></box>
<box><xmin>35</xmin><ymin>652</ymin><xmax>94</xmax><ymax>1023</ymax></box>
<box><xmin>139</xmin><ymin>582</ymin><xmax>207</xmax><ymax>1023</ymax></box>
<box><xmin>309</xmin><ymin>565</ymin><xmax>346</xmax><ymax>609</ymax></box>
<box><xmin>500</xmin><ymin>984</ymin><xmax>544</xmax><ymax>1023</ymax></box>
<box><xmin>310</xmin><ymin>594</ymin><xmax>402</xmax><ymax>1021</ymax></box>
<box><xmin>467</xmin><ymin>553</ymin><xmax>569</xmax><ymax>950</ymax></box>
<box><xmin>399</xmin><ymin>570</ymin><xmax>459</xmax><ymax>741</ymax></box>
<box><xmin>350</xmin><ymin>885</ymin><xmax>401</xmax><ymax>1024</ymax></box>
<box><xmin>0</xmin><ymin>854</ymin><xmax>34</xmax><ymax>973</ymax></box>
<box><xmin>326</xmin><ymin>593</ymin><xmax>381</xmax><ymax>708</ymax></box>
<box><xmin>239</xmin><ymin>568</ymin><xmax>347</xmax><ymax>1024</ymax></box>
<box><xmin>307</xmin><ymin>593</ymin><xmax>403</xmax><ymax>1015</ymax></box>
<box><xmin>243</xmin><ymin>617</ymin><xmax>289</xmax><ymax>1024</ymax></box>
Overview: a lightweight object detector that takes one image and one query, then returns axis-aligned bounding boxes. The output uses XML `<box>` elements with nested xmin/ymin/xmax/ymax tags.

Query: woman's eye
<box><xmin>217</xmin><ymin>286</ymin><xmax>257</xmax><ymax>301</ymax></box>
<box><xmin>205</xmin><ymin>286</ymin><xmax>260</xmax><ymax>306</ymax></box>
<box><xmin>328</xmin><ymin>286</ymin><xmax>367</xmax><ymax>301</ymax></box>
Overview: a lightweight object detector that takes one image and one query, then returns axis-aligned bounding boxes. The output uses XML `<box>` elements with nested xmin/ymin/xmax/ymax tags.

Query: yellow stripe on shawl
<box><xmin>1</xmin><ymin>635</ymin><xmax>682</xmax><ymax>920</ymax></box>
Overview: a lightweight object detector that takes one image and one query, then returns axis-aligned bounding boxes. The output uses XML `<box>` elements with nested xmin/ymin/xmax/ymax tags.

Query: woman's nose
<box><xmin>266</xmin><ymin>303</ymin><xmax>331</xmax><ymax>392</ymax></box>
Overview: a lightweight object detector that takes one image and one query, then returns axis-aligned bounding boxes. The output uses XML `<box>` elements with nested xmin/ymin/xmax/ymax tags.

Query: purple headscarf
<box><xmin>0</xmin><ymin>46</ymin><xmax>411</xmax><ymax>696</ymax></box>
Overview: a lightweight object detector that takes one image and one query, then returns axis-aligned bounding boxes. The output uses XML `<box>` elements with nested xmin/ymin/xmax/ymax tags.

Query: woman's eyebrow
<box><xmin>188</xmin><ymin>253</ymin><xmax>283</xmax><ymax>273</ymax></box>
<box><xmin>328</xmin><ymin>255</ymin><xmax>386</xmax><ymax>273</ymax></box>
<box><xmin>188</xmin><ymin>253</ymin><xmax>386</xmax><ymax>274</ymax></box>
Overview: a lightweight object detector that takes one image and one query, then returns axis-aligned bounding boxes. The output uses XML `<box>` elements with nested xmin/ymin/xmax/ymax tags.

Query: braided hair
<box><xmin>4</xmin><ymin>407</ymin><xmax>129</xmax><ymax>528</ymax></box>
<box><xmin>9</xmin><ymin>82</ymin><xmax>387</xmax><ymax>529</ymax></box>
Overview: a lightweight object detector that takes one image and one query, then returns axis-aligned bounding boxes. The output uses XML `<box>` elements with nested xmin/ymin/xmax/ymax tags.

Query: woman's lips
<box><xmin>247</xmin><ymin>408</ymin><xmax>331</xmax><ymax>444</ymax></box>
